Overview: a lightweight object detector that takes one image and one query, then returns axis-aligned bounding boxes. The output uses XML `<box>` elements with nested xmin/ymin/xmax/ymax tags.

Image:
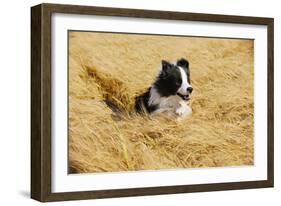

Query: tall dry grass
<box><xmin>68</xmin><ymin>31</ymin><xmax>254</xmax><ymax>173</ymax></box>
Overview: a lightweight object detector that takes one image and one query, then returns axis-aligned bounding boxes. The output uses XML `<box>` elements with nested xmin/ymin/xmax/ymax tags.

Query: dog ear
<box><xmin>177</xmin><ymin>58</ymin><xmax>189</xmax><ymax>68</ymax></box>
<box><xmin>161</xmin><ymin>60</ymin><xmax>172</xmax><ymax>74</ymax></box>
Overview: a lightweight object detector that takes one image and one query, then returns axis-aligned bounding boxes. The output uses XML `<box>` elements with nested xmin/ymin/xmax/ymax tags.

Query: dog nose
<box><xmin>187</xmin><ymin>87</ymin><xmax>193</xmax><ymax>93</ymax></box>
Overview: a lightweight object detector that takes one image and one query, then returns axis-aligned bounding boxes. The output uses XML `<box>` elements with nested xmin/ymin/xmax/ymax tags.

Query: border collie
<box><xmin>135</xmin><ymin>58</ymin><xmax>193</xmax><ymax>118</ymax></box>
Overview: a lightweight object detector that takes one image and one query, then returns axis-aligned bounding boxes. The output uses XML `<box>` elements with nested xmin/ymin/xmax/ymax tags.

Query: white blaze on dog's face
<box><xmin>177</xmin><ymin>66</ymin><xmax>191</xmax><ymax>95</ymax></box>
<box><xmin>176</xmin><ymin>58</ymin><xmax>193</xmax><ymax>100</ymax></box>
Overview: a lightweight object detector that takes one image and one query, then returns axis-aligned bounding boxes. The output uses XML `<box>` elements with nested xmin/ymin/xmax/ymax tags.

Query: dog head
<box><xmin>156</xmin><ymin>58</ymin><xmax>193</xmax><ymax>100</ymax></box>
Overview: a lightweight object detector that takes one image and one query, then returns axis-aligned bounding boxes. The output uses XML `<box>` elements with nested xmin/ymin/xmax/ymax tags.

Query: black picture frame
<box><xmin>31</xmin><ymin>3</ymin><xmax>274</xmax><ymax>202</ymax></box>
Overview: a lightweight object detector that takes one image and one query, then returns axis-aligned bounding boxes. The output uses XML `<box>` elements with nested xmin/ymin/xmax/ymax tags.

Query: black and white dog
<box><xmin>135</xmin><ymin>58</ymin><xmax>193</xmax><ymax>118</ymax></box>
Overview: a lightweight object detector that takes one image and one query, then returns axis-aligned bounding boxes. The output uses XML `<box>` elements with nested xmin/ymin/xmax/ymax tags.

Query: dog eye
<box><xmin>176</xmin><ymin>81</ymin><xmax>181</xmax><ymax>86</ymax></box>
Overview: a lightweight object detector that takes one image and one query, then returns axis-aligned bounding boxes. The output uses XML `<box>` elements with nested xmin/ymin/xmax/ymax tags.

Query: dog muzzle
<box><xmin>177</xmin><ymin>93</ymin><xmax>190</xmax><ymax>101</ymax></box>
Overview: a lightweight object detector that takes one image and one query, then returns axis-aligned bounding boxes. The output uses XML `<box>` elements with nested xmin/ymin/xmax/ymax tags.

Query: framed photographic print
<box><xmin>31</xmin><ymin>3</ymin><xmax>274</xmax><ymax>202</ymax></box>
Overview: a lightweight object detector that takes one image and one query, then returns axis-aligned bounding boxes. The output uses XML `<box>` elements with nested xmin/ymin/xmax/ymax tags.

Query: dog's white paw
<box><xmin>176</xmin><ymin>104</ymin><xmax>192</xmax><ymax>118</ymax></box>
<box><xmin>176</xmin><ymin>106</ymin><xmax>186</xmax><ymax>116</ymax></box>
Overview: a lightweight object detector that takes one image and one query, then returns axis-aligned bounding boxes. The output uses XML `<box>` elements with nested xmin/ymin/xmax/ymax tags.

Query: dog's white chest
<box><xmin>158</xmin><ymin>95</ymin><xmax>181</xmax><ymax>109</ymax></box>
<box><xmin>153</xmin><ymin>95</ymin><xmax>192</xmax><ymax>118</ymax></box>
<box><xmin>148</xmin><ymin>87</ymin><xmax>192</xmax><ymax>118</ymax></box>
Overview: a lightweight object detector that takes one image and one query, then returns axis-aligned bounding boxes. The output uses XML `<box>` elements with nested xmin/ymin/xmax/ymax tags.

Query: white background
<box><xmin>0</xmin><ymin>0</ymin><xmax>279</xmax><ymax>205</ymax></box>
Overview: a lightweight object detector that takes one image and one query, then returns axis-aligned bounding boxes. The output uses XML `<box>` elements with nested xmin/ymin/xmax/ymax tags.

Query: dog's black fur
<box><xmin>135</xmin><ymin>88</ymin><xmax>158</xmax><ymax>113</ymax></box>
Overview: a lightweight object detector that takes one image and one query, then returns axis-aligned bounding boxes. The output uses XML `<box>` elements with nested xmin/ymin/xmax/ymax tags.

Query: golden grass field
<box><xmin>68</xmin><ymin>31</ymin><xmax>254</xmax><ymax>173</ymax></box>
